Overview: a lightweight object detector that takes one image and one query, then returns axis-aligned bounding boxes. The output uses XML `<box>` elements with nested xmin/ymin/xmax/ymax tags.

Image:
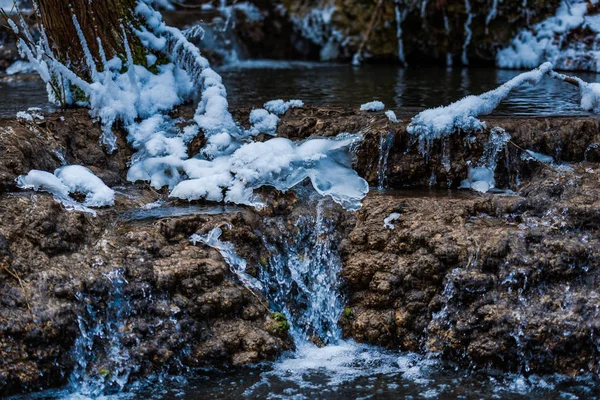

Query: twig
<box><xmin>243</xmin><ymin>286</ymin><xmax>270</xmax><ymax>313</ymax></box>
<box><xmin>1</xmin><ymin>260</ymin><xmax>33</xmax><ymax>314</ymax></box>
<box><xmin>508</xmin><ymin>140</ymin><xmax>556</xmax><ymax>172</ymax></box>
<box><xmin>354</xmin><ymin>0</ymin><xmax>383</xmax><ymax>64</ymax></box>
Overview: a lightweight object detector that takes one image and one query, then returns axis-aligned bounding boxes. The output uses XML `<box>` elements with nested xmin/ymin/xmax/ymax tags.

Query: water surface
<box><xmin>2</xmin><ymin>62</ymin><xmax>598</xmax><ymax>117</ymax></box>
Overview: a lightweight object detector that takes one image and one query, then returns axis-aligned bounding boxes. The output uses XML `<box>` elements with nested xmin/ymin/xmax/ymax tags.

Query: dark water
<box><xmin>0</xmin><ymin>78</ymin><xmax>55</xmax><ymax>117</ymax></box>
<box><xmin>219</xmin><ymin>61</ymin><xmax>599</xmax><ymax>116</ymax></box>
<box><xmin>2</xmin><ymin>62</ymin><xmax>599</xmax><ymax>117</ymax></box>
<box><xmin>21</xmin><ymin>343</ymin><xmax>600</xmax><ymax>400</ymax></box>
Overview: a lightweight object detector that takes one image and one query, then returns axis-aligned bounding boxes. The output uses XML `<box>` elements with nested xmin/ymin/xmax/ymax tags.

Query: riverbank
<box><xmin>1</xmin><ymin>107</ymin><xmax>600</xmax><ymax>396</ymax></box>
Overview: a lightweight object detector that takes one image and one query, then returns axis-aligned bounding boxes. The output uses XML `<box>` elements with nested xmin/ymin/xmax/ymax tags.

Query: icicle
<box><xmin>462</xmin><ymin>0</ymin><xmax>473</xmax><ymax>65</ymax></box>
<box><xmin>485</xmin><ymin>0</ymin><xmax>499</xmax><ymax>34</ymax></box>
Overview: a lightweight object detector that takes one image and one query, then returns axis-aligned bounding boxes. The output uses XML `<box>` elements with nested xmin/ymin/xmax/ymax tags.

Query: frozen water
<box><xmin>360</xmin><ymin>100</ymin><xmax>385</xmax><ymax>111</ymax></box>
<box><xmin>407</xmin><ymin>63</ymin><xmax>552</xmax><ymax>142</ymax></box>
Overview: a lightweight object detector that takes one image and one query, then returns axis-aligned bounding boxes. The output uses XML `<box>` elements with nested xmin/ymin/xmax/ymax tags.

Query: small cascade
<box><xmin>377</xmin><ymin>131</ymin><xmax>395</xmax><ymax>190</ymax></box>
<box><xmin>259</xmin><ymin>200</ymin><xmax>344</xmax><ymax>345</ymax></box>
<box><xmin>191</xmin><ymin>226</ymin><xmax>263</xmax><ymax>291</ymax></box>
<box><xmin>462</xmin><ymin>0</ymin><xmax>473</xmax><ymax>65</ymax></box>
<box><xmin>69</xmin><ymin>269</ymin><xmax>134</xmax><ymax>398</ymax></box>
<box><xmin>444</xmin><ymin>15</ymin><xmax>453</xmax><ymax>67</ymax></box>
<box><xmin>394</xmin><ymin>0</ymin><xmax>407</xmax><ymax>66</ymax></box>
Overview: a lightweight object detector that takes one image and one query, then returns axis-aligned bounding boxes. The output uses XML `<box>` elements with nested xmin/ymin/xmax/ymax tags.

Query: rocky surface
<box><xmin>0</xmin><ymin>111</ymin><xmax>293</xmax><ymax>397</ymax></box>
<box><xmin>1</xmin><ymin>106</ymin><xmax>600</xmax><ymax>395</ymax></box>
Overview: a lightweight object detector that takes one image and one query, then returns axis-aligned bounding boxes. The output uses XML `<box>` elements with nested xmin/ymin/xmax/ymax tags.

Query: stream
<box><xmin>3</xmin><ymin>63</ymin><xmax>600</xmax><ymax>399</ymax></box>
<box><xmin>2</xmin><ymin>63</ymin><xmax>599</xmax><ymax>118</ymax></box>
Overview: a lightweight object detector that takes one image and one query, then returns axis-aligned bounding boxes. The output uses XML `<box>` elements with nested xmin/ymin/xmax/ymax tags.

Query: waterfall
<box><xmin>377</xmin><ymin>132</ymin><xmax>395</xmax><ymax>190</ymax></box>
<box><xmin>394</xmin><ymin>0</ymin><xmax>407</xmax><ymax>66</ymax></box>
<box><xmin>462</xmin><ymin>0</ymin><xmax>473</xmax><ymax>65</ymax></box>
<box><xmin>259</xmin><ymin>199</ymin><xmax>345</xmax><ymax>345</ymax></box>
<box><xmin>444</xmin><ymin>15</ymin><xmax>453</xmax><ymax>67</ymax></box>
<box><xmin>69</xmin><ymin>269</ymin><xmax>134</xmax><ymax>398</ymax></box>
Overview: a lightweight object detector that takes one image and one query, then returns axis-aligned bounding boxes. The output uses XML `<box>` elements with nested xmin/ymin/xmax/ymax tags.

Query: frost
<box><xmin>264</xmin><ymin>99</ymin><xmax>304</xmax><ymax>115</ymax></box>
<box><xmin>360</xmin><ymin>101</ymin><xmax>385</xmax><ymax>112</ymax></box>
<box><xmin>497</xmin><ymin>0</ymin><xmax>598</xmax><ymax>71</ymax></box>
<box><xmin>384</xmin><ymin>213</ymin><xmax>401</xmax><ymax>230</ymax></box>
<box><xmin>16</xmin><ymin>107</ymin><xmax>44</xmax><ymax>121</ymax></box>
<box><xmin>385</xmin><ymin>110</ymin><xmax>399</xmax><ymax>123</ymax></box>
<box><xmin>191</xmin><ymin>227</ymin><xmax>263</xmax><ymax>290</ymax></box>
<box><xmin>16</xmin><ymin>165</ymin><xmax>114</xmax><ymax>214</ymax></box>
<box><xmin>407</xmin><ymin>63</ymin><xmax>552</xmax><ymax>142</ymax></box>
<box><xmin>6</xmin><ymin>60</ymin><xmax>35</xmax><ymax>75</ymax></box>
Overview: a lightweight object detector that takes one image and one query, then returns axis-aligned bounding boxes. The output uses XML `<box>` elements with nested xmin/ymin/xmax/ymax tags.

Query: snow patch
<box><xmin>407</xmin><ymin>63</ymin><xmax>552</xmax><ymax>143</ymax></box>
<box><xmin>264</xmin><ymin>99</ymin><xmax>304</xmax><ymax>115</ymax></box>
<box><xmin>360</xmin><ymin>101</ymin><xmax>385</xmax><ymax>112</ymax></box>
<box><xmin>16</xmin><ymin>165</ymin><xmax>114</xmax><ymax>214</ymax></box>
<box><xmin>385</xmin><ymin>110</ymin><xmax>399</xmax><ymax>123</ymax></box>
<box><xmin>6</xmin><ymin>60</ymin><xmax>35</xmax><ymax>75</ymax></box>
<box><xmin>384</xmin><ymin>213</ymin><xmax>401</xmax><ymax>229</ymax></box>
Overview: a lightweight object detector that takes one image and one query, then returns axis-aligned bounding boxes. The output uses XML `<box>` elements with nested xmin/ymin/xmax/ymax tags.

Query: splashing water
<box><xmin>377</xmin><ymin>131</ymin><xmax>395</xmax><ymax>190</ymax></box>
<box><xmin>259</xmin><ymin>199</ymin><xmax>344</xmax><ymax>345</ymax></box>
<box><xmin>68</xmin><ymin>269</ymin><xmax>134</xmax><ymax>398</ymax></box>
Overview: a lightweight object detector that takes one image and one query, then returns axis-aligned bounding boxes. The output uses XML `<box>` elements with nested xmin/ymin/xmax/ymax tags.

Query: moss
<box><xmin>270</xmin><ymin>312</ymin><xmax>291</xmax><ymax>334</ymax></box>
<box><xmin>343</xmin><ymin>307</ymin><xmax>353</xmax><ymax>318</ymax></box>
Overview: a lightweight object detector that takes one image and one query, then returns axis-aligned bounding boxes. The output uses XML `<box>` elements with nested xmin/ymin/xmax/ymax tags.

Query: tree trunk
<box><xmin>35</xmin><ymin>0</ymin><xmax>142</xmax><ymax>79</ymax></box>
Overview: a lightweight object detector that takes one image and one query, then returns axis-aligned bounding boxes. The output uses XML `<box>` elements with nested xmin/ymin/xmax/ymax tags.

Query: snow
<box><xmin>171</xmin><ymin>134</ymin><xmax>368</xmax><ymax>211</ymax></box>
<box><xmin>14</xmin><ymin>0</ymin><xmax>369</xmax><ymax>212</ymax></box>
<box><xmin>16</xmin><ymin>107</ymin><xmax>44</xmax><ymax>121</ymax></box>
<box><xmin>524</xmin><ymin>150</ymin><xmax>554</xmax><ymax>164</ymax></box>
<box><xmin>549</xmin><ymin>69</ymin><xmax>600</xmax><ymax>113</ymax></box>
<box><xmin>6</xmin><ymin>60</ymin><xmax>35</xmax><ymax>75</ymax></box>
<box><xmin>16</xmin><ymin>170</ymin><xmax>69</xmax><ymax>198</ymax></box>
<box><xmin>247</xmin><ymin>108</ymin><xmax>280</xmax><ymax>136</ymax></box>
<box><xmin>497</xmin><ymin>0</ymin><xmax>598</xmax><ymax>71</ymax></box>
<box><xmin>384</xmin><ymin>213</ymin><xmax>401</xmax><ymax>230</ymax></box>
<box><xmin>360</xmin><ymin>101</ymin><xmax>385</xmax><ymax>112</ymax></box>
<box><xmin>407</xmin><ymin>63</ymin><xmax>553</xmax><ymax>142</ymax></box>
<box><xmin>55</xmin><ymin>166</ymin><xmax>115</xmax><ymax>207</ymax></box>
<box><xmin>264</xmin><ymin>99</ymin><xmax>304</xmax><ymax>115</ymax></box>
<box><xmin>16</xmin><ymin>165</ymin><xmax>114</xmax><ymax>213</ymax></box>
<box><xmin>385</xmin><ymin>110</ymin><xmax>399</xmax><ymax>123</ymax></box>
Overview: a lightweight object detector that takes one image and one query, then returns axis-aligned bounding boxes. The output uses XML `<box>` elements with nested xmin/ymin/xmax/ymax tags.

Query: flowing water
<box><xmin>2</xmin><ymin>63</ymin><xmax>599</xmax><ymax>118</ymax></box>
<box><xmin>5</xmin><ymin>62</ymin><xmax>600</xmax><ymax>399</ymax></box>
<box><xmin>8</xmin><ymin>197</ymin><xmax>600</xmax><ymax>400</ymax></box>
